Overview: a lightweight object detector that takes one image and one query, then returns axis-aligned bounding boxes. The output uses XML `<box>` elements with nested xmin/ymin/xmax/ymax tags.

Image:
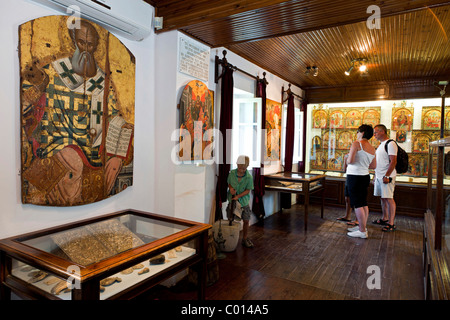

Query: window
<box><xmin>281</xmin><ymin>104</ymin><xmax>304</xmax><ymax>164</ymax></box>
<box><xmin>294</xmin><ymin>108</ymin><xmax>304</xmax><ymax>162</ymax></box>
<box><xmin>231</xmin><ymin>89</ymin><xmax>262</xmax><ymax>168</ymax></box>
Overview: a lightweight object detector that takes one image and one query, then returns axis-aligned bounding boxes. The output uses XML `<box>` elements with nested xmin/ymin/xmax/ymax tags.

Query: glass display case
<box><xmin>307</xmin><ymin>100</ymin><xmax>449</xmax><ymax>185</ymax></box>
<box><xmin>265</xmin><ymin>172</ymin><xmax>325</xmax><ymax>193</ymax></box>
<box><xmin>305</xmin><ymin>99</ymin><xmax>450</xmax><ymax>218</ymax></box>
<box><xmin>424</xmin><ymin>137</ymin><xmax>450</xmax><ymax>299</ymax></box>
<box><xmin>427</xmin><ymin>137</ymin><xmax>450</xmax><ymax>249</ymax></box>
<box><xmin>0</xmin><ymin>209</ymin><xmax>211</xmax><ymax>300</ymax></box>
<box><xmin>264</xmin><ymin>172</ymin><xmax>326</xmax><ymax>230</ymax></box>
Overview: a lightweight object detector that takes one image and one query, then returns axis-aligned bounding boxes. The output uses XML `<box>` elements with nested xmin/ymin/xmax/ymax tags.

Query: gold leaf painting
<box><xmin>362</xmin><ymin>108</ymin><xmax>381</xmax><ymax>128</ymax></box>
<box><xmin>312</xmin><ymin>109</ymin><xmax>328</xmax><ymax>129</ymax></box>
<box><xmin>265</xmin><ymin>99</ymin><xmax>282</xmax><ymax>161</ymax></box>
<box><xmin>329</xmin><ymin>110</ymin><xmax>345</xmax><ymax>129</ymax></box>
<box><xmin>392</xmin><ymin>107</ymin><xmax>413</xmax><ymax>131</ymax></box>
<box><xmin>20</xmin><ymin>16</ymin><xmax>135</xmax><ymax>206</ymax></box>
<box><xmin>421</xmin><ymin>107</ymin><xmax>441</xmax><ymax>130</ymax></box>
<box><xmin>345</xmin><ymin>109</ymin><xmax>362</xmax><ymax>129</ymax></box>
<box><xmin>178</xmin><ymin>80</ymin><xmax>214</xmax><ymax>161</ymax></box>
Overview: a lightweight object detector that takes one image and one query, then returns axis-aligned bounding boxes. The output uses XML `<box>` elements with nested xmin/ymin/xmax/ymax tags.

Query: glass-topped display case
<box><xmin>427</xmin><ymin>137</ymin><xmax>450</xmax><ymax>250</ymax></box>
<box><xmin>424</xmin><ymin>137</ymin><xmax>450</xmax><ymax>299</ymax></box>
<box><xmin>264</xmin><ymin>172</ymin><xmax>326</xmax><ymax>230</ymax></box>
<box><xmin>0</xmin><ymin>209</ymin><xmax>211</xmax><ymax>300</ymax></box>
<box><xmin>304</xmin><ymin>99</ymin><xmax>450</xmax><ymax>218</ymax></box>
<box><xmin>264</xmin><ymin>172</ymin><xmax>325</xmax><ymax>193</ymax></box>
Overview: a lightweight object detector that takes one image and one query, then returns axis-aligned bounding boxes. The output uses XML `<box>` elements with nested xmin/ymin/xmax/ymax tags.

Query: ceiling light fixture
<box><xmin>305</xmin><ymin>66</ymin><xmax>311</xmax><ymax>75</ymax></box>
<box><xmin>344</xmin><ymin>66</ymin><xmax>353</xmax><ymax>76</ymax></box>
<box><xmin>305</xmin><ymin>66</ymin><xmax>318</xmax><ymax>76</ymax></box>
<box><xmin>344</xmin><ymin>58</ymin><xmax>368</xmax><ymax>76</ymax></box>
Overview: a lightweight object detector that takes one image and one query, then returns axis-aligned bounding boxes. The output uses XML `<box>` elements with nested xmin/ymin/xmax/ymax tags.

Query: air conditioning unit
<box><xmin>30</xmin><ymin>0</ymin><xmax>153</xmax><ymax>41</ymax></box>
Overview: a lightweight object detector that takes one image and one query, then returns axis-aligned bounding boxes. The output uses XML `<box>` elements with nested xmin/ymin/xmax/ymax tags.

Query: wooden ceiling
<box><xmin>145</xmin><ymin>0</ymin><xmax>450</xmax><ymax>93</ymax></box>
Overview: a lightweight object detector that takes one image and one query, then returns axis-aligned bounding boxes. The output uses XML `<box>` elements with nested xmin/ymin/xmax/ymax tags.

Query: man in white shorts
<box><xmin>373</xmin><ymin>124</ymin><xmax>397</xmax><ymax>232</ymax></box>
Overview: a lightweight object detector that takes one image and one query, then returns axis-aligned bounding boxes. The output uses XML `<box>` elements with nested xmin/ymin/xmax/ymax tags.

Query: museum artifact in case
<box><xmin>0</xmin><ymin>209</ymin><xmax>211</xmax><ymax>300</ymax></box>
<box><xmin>308</xmin><ymin>101</ymin><xmax>450</xmax><ymax>182</ymax></box>
<box><xmin>306</xmin><ymin>100</ymin><xmax>450</xmax><ymax>218</ymax></box>
<box><xmin>264</xmin><ymin>172</ymin><xmax>326</xmax><ymax>230</ymax></box>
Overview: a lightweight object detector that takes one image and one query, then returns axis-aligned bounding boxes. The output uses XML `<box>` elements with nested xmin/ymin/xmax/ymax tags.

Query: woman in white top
<box><xmin>344</xmin><ymin>124</ymin><xmax>376</xmax><ymax>239</ymax></box>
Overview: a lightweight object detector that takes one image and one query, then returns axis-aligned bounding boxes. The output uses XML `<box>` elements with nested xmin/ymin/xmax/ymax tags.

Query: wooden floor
<box><xmin>143</xmin><ymin>204</ymin><xmax>425</xmax><ymax>300</ymax></box>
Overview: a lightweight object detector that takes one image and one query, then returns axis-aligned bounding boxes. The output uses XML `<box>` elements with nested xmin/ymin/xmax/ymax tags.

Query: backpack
<box><xmin>384</xmin><ymin>139</ymin><xmax>409</xmax><ymax>174</ymax></box>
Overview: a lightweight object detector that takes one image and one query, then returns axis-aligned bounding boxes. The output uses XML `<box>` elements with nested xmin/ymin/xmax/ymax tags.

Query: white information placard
<box><xmin>178</xmin><ymin>36</ymin><xmax>210</xmax><ymax>81</ymax></box>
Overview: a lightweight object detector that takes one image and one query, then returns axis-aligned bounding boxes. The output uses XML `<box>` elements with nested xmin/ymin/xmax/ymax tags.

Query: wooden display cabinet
<box><xmin>423</xmin><ymin>137</ymin><xmax>450</xmax><ymax>299</ymax></box>
<box><xmin>309</xmin><ymin>175</ymin><xmax>449</xmax><ymax>218</ymax></box>
<box><xmin>0</xmin><ymin>209</ymin><xmax>211</xmax><ymax>300</ymax></box>
<box><xmin>264</xmin><ymin>172</ymin><xmax>326</xmax><ymax>230</ymax></box>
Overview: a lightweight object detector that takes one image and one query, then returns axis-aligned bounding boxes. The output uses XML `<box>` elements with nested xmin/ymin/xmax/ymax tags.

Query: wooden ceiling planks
<box><xmin>146</xmin><ymin>0</ymin><xmax>450</xmax><ymax>93</ymax></box>
<box><xmin>151</xmin><ymin>0</ymin><xmax>450</xmax><ymax>45</ymax></box>
<box><xmin>148</xmin><ymin>0</ymin><xmax>290</xmax><ymax>31</ymax></box>
<box><xmin>226</xmin><ymin>5</ymin><xmax>450</xmax><ymax>88</ymax></box>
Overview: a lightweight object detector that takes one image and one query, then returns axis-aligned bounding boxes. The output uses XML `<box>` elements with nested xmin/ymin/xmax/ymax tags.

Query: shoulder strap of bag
<box><xmin>384</xmin><ymin>139</ymin><xmax>394</xmax><ymax>153</ymax></box>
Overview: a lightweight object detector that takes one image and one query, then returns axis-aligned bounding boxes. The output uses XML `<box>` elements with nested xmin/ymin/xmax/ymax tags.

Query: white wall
<box><xmin>0</xmin><ymin>0</ymin><xmax>156</xmax><ymax>238</ymax></box>
<box><xmin>158</xmin><ymin>37</ymin><xmax>304</xmax><ymax>224</ymax></box>
<box><xmin>153</xmin><ymin>31</ymin><xmax>217</xmax><ymax>223</ymax></box>
<box><xmin>0</xmin><ymin>0</ymin><xmax>304</xmax><ymax>239</ymax></box>
<box><xmin>211</xmin><ymin>48</ymin><xmax>304</xmax><ymax>220</ymax></box>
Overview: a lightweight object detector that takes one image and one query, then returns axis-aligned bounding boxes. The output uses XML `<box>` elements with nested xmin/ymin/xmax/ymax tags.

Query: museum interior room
<box><xmin>0</xmin><ymin>0</ymin><xmax>449</xmax><ymax>303</ymax></box>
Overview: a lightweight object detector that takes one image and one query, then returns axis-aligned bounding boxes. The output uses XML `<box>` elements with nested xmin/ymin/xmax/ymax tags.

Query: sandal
<box><xmin>372</xmin><ymin>219</ymin><xmax>389</xmax><ymax>225</ymax></box>
<box><xmin>242</xmin><ymin>238</ymin><xmax>254</xmax><ymax>248</ymax></box>
<box><xmin>382</xmin><ymin>224</ymin><xmax>396</xmax><ymax>232</ymax></box>
<box><xmin>337</xmin><ymin>217</ymin><xmax>351</xmax><ymax>222</ymax></box>
<box><xmin>347</xmin><ymin>220</ymin><xmax>359</xmax><ymax>226</ymax></box>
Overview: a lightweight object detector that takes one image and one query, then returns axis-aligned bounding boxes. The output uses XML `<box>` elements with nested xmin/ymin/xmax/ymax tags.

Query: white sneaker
<box><xmin>347</xmin><ymin>230</ymin><xmax>368</xmax><ymax>239</ymax></box>
<box><xmin>347</xmin><ymin>226</ymin><xmax>368</xmax><ymax>232</ymax></box>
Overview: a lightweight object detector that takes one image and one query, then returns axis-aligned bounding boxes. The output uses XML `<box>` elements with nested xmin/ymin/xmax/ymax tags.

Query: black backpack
<box><xmin>384</xmin><ymin>139</ymin><xmax>409</xmax><ymax>174</ymax></box>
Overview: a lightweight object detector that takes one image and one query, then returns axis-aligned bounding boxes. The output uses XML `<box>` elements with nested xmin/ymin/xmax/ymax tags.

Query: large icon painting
<box><xmin>265</xmin><ymin>99</ymin><xmax>282</xmax><ymax>161</ymax></box>
<box><xmin>312</xmin><ymin>108</ymin><xmax>328</xmax><ymax>129</ymax></box>
<box><xmin>329</xmin><ymin>110</ymin><xmax>345</xmax><ymax>129</ymax></box>
<box><xmin>362</xmin><ymin>108</ymin><xmax>381</xmax><ymax>128</ymax></box>
<box><xmin>19</xmin><ymin>16</ymin><xmax>135</xmax><ymax>206</ymax></box>
<box><xmin>392</xmin><ymin>107</ymin><xmax>413</xmax><ymax>131</ymax></box>
<box><xmin>345</xmin><ymin>109</ymin><xmax>362</xmax><ymax>129</ymax></box>
<box><xmin>421</xmin><ymin>107</ymin><xmax>441</xmax><ymax>130</ymax></box>
<box><xmin>179</xmin><ymin>80</ymin><xmax>214</xmax><ymax>161</ymax></box>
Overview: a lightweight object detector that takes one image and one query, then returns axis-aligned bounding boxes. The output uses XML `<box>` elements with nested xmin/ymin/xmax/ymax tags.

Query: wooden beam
<box><xmin>304</xmin><ymin>78</ymin><xmax>449</xmax><ymax>104</ymax></box>
<box><xmin>150</xmin><ymin>0</ymin><xmax>290</xmax><ymax>32</ymax></box>
<box><xmin>149</xmin><ymin>0</ymin><xmax>450</xmax><ymax>42</ymax></box>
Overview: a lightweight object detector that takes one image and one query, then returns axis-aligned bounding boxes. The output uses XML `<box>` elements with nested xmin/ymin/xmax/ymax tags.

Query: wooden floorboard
<box><xmin>141</xmin><ymin>204</ymin><xmax>425</xmax><ymax>300</ymax></box>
